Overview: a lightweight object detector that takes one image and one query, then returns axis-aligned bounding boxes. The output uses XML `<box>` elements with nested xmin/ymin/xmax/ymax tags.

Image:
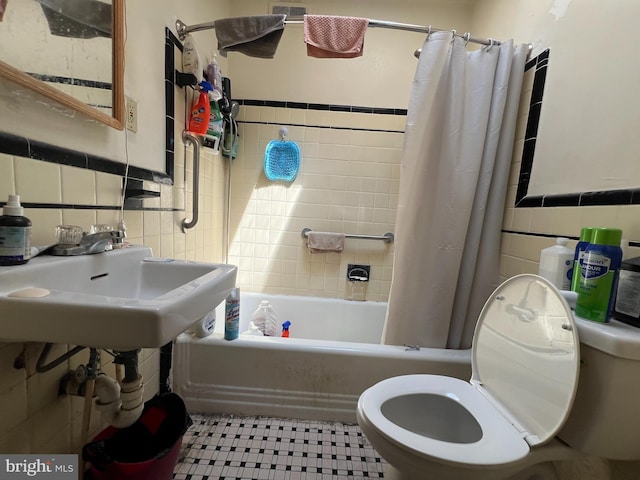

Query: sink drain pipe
<box><xmin>57</xmin><ymin>349</ymin><xmax>145</xmax><ymax>430</ymax></box>
<box><xmin>94</xmin><ymin>350</ymin><xmax>144</xmax><ymax>429</ymax></box>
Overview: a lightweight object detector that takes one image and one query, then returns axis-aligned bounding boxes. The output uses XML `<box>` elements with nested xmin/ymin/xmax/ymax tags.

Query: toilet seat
<box><xmin>358</xmin><ymin>274</ymin><xmax>580</xmax><ymax>469</ymax></box>
<box><xmin>358</xmin><ymin>374</ymin><xmax>531</xmax><ymax>466</ymax></box>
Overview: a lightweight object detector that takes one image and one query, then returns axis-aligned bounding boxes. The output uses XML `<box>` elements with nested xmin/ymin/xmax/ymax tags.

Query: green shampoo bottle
<box><xmin>575</xmin><ymin>228</ymin><xmax>623</xmax><ymax>323</ymax></box>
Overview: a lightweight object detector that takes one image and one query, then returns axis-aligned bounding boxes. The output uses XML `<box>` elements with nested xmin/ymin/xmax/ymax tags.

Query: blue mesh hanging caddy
<box><xmin>264</xmin><ymin>127</ymin><xmax>300</xmax><ymax>182</ymax></box>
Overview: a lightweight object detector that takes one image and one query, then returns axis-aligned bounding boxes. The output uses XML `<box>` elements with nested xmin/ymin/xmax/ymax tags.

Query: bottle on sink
<box><xmin>0</xmin><ymin>195</ymin><xmax>32</xmax><ymax>266</ymax></box>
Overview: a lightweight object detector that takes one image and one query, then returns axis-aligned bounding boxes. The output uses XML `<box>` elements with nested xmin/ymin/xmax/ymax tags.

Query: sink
<box><xmin>0</xmin><ymin>246</ymin><xmax>237</xmax><ymax>350</ymax></box>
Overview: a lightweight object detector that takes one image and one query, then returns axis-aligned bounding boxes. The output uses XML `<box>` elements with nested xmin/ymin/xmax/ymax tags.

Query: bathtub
<box><xmin>172</xmin><ymin>293</ymin><xmax>471</xmax><ymax>423</ymax></box>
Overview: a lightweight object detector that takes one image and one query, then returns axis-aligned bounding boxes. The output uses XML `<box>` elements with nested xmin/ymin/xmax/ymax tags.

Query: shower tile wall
<box><xmin>229</xmin><ymin>105</ymin><xmax>404</xmax><ymax>301</ymax></box>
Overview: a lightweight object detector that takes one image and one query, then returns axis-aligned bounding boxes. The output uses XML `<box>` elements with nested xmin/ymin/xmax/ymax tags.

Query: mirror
<box><xmin>0</xmin><ymin>0</ymin><xmax>124</xmax><ymax>130</ymax></box>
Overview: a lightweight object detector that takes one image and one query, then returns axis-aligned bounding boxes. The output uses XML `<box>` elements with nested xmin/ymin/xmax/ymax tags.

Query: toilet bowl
<box><xmin>358</xmin><ymin>274</ymin><xmax>640</xmax><ymax>480</ymax></box>
<box><xmin>357</xmin><ymin>375</ymin><xmax>574</xmax><ymax>480</ymax></box>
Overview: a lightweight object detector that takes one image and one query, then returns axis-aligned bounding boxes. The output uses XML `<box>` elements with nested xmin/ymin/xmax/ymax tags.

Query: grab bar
<box><xmin>301</xmin><ymin>228</ymin><xmax>394</xmax><ymax>244</ymax></box>
<box><xmin>182</xmin><ymin>131</ymin><xmax>201</xmax><ymax>232</ymax></box>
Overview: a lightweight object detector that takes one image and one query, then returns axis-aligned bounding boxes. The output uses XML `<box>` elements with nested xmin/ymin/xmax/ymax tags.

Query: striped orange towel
<box><xmin>304</xmin><ymin>15</ymin><xmax>369</xmax><ymax>58</ymax></box>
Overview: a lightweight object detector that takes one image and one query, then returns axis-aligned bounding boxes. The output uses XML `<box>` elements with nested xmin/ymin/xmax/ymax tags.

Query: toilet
<box><xmin>357</xmin><ymin>274</ymin><xmax>640</xmax><ymax>480</ymax></box>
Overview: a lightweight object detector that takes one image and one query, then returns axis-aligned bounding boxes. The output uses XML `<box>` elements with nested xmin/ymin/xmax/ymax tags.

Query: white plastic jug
<box><xmin>539</xmin><ymin>237</ymin><xmax>574</xmax><ymax>290</ymax></box>
<box><xmin>251</xmin><ymin>301</ymin><xmax>279</xmax><ymax>336</ymax></box>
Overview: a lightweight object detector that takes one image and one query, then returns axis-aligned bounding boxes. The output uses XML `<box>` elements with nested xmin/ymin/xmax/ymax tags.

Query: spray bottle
<box><xmin>224</xmin><ymin>287</ymin><xmax>240</xmax><ymax>340</ymax></box>
<box><xmin>187</xmin><ymin>81</ymin><xmax>213</xmax><ymax>136</ymax></box>
<box><xmin>281</xmin><ymin>320</ymin><xmax>291</xmax><ymax>338</ymax></box>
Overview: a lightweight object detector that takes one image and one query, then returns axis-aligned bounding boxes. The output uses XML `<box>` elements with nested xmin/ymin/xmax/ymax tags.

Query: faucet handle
<box><xmin>347</xmin><ymin>264</ymin><xmax>370</xmax><ymax>282</ymax></box>
<box><xmin>89</xmin><ymin>224</ymin><xmax>113</xmax><ymax>234</ymax></box>
<box><xmin>110</xmin><ymin>229</ymin><xmax>126</xmax><ymax>246</ymax></box>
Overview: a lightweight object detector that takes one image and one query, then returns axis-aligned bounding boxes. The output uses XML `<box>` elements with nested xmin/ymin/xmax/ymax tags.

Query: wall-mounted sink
<box><xmin>0</xmin><ymin>246</ymin><xmax>237</xmax><ymax>350</ymax></box>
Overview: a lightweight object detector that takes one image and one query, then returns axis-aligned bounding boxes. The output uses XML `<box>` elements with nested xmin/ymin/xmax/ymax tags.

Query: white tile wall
<box><xmin>228</xmin><ymin>105</ymin><xmax>402</xmax><ymax>300</ymax></box>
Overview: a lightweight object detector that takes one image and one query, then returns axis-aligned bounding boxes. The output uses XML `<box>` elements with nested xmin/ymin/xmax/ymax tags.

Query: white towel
<box><xmin>306</xmin><ymin>232</ymin><xmax>345</xmax><ymax>253</ymax></box>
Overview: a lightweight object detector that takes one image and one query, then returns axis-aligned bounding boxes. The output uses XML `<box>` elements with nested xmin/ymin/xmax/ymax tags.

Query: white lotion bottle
<box><xmin>539</xmin><ymin>237</ymin><xmax>574</xmax><ymax>290</ymax></box>
<box><xmin>193</xmin><ymin>309</ymin><xmax>216</xmax><ymax>338</ymax></box>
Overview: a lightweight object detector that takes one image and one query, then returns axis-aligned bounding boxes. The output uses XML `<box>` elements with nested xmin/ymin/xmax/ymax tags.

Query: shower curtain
<box><xmin>383</xmin><ymin>31</ymin><xmax>528</xmax><ymax>350</ymax></box>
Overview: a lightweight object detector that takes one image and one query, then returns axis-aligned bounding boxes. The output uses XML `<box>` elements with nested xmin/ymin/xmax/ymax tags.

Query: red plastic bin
<box><xmin>83</xmin><ymin>392</ymin><xmax>192</xmax><ymax>480</ymax></box>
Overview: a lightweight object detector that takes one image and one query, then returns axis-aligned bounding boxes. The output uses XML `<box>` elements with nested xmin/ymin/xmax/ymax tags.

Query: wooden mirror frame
<box><xmin>0</xmin><ymin>0</ymin><xmax>124</xmax><ymax>130</ymax></box>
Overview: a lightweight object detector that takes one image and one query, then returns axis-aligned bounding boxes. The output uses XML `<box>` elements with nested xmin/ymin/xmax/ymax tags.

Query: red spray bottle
<box><xmin>187</xmin><ymin>81</ymin><xmax>213</xmax><ymax>136</ymax></box>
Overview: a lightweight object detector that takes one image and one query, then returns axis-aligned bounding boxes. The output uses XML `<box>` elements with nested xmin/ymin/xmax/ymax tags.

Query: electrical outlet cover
<box><xmin>126</xmin><ymin>97</ymin><xmax>138</xmax><ymax>132</ymax></box>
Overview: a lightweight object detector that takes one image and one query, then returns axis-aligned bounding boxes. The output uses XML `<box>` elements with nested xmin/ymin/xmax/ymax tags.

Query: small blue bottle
<box><xmin>224</xmin><ymin>287</ymin><xmax>240</xmax><ymax>340</ymax></box>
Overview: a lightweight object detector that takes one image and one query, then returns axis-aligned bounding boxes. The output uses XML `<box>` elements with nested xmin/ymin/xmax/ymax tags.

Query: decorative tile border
<box><xmin>25</xmin><ymin>72</ymin><xmax>112</xmax><ymax>91</ymax></box>
<box><xmin>234</xmin><ymin>100</ymin><xmax>407</xmax><ymax>134</ymax></box>
<box><xmin>238</xmin><ymin>119</ymin><xmax>404</xmax><ymax>134</ymax></box>
<box><xmin>0</xmin><ymin>131</ymin><xmax>175</xmax><ymax>211</ymax></box>
<box><xmin>165</xmin><ymin>27</ymin><xmax>182</xmax><ymax>181</ymax></box>
<box><xmin>0</xmin><ymin>131</ymin><xmax>170</xmax><ymax>183</ymax></box>
<box><xmin>502</xmin><ymin>229</ymin><xmax>640</xmax><ymax>248</ymax></box>
<box><xmin>237</xmin><ymin>99</ymin><xmax>408</xmax><ymax>116</ymax></box>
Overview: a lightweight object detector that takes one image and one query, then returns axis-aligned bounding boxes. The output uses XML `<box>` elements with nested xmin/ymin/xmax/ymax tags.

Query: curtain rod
<box><xmin>175</xmin><ymin>18</ymin><xmax>503</xmax><ymax>47</ymax></box>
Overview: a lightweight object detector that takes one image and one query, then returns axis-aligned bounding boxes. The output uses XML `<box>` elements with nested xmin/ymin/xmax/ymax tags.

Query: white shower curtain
<box><xmin>383</xmin><ymin>32</ymin><xmax>528</xmax><ymax>349</ymax></box>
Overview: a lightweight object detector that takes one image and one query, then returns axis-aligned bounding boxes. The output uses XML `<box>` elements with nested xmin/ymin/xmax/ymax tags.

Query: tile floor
<box><xmin>174</xmin><ymin>414</ymin><xmax>387</xmax><ymax>480</ymax></box>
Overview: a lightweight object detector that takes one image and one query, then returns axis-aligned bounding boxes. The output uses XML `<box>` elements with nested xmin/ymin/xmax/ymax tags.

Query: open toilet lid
<box><xmin>471</xmin><ymin>274</ymin><xmax>580</xmax><ymax>446</ymax></box>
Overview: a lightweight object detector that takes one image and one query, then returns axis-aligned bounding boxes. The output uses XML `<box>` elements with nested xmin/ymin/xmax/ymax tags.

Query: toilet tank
<box><xmin>558</xmin><ymin>315</ymin><xmax>640</xmax><ymax>460</ymax></box>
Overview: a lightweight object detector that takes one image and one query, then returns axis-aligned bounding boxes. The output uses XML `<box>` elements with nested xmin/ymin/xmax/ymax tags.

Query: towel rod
<box><xmin>301</xmin><ymin>228</ymin><xmax>394</xmax><ymax>245</ymax></box>
<box><xmin>175</xmin><ymin>18</ymin><xmax>502</xmax><ymax>47</ymax></box>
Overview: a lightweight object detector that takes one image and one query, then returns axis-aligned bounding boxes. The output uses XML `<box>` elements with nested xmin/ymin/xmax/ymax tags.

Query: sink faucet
<box><xmin>51</xmin><ymin>230</ymin><xmax>126</xmax><ymax>256</ymax></box>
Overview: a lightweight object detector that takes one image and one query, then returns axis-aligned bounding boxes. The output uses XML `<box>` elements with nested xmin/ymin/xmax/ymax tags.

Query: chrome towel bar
<box><xmin>301</xmin><ymin>228</ymin><xmax>394</xmax><ymax>244</ymax></box>
<box><xmin>182</xmin><ymin>131</ymin><xmax>201</xmax><ymax>232</ymax></box>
